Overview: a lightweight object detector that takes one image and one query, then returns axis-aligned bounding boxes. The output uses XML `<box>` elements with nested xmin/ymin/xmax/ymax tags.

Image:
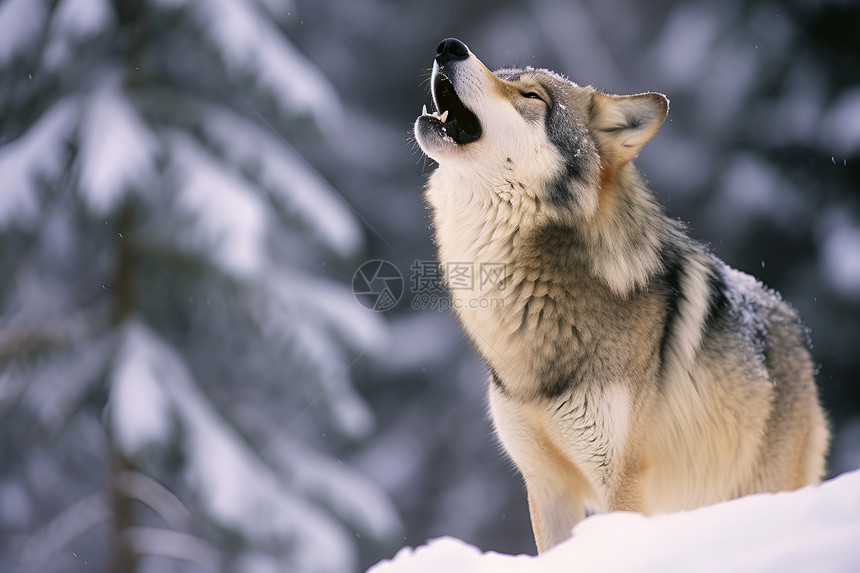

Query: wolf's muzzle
<box><xmin>415</xmin><ymin>37</ymin><xmax>482</xmax><ymax>147</ymax></box>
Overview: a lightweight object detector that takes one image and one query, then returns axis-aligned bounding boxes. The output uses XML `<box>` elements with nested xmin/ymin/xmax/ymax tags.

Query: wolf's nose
<box><xmin>436</xmin><ymin>38</ymin><xmax>469</xmax><ymax>64</ymax></box>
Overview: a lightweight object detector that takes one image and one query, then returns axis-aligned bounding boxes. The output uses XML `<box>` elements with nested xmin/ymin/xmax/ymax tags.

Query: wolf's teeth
<box><xmin>421</xmin><ymin>105</ymin><xmax>450</xmax><ymax>123</ymax></box>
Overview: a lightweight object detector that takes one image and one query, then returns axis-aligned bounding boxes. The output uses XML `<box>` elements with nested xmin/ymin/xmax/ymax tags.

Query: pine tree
<box><xmin>0</xmin><ymin>1</ymin><xmax>398</xmax><ymax>571</ymax></box>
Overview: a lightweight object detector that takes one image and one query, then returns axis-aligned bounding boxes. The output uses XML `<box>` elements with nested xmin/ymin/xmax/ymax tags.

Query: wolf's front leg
<box><xmin>605</xmin><ymin>448</ymin><xmax>649</xmax><ymax>513</ymax></box>
<box><xmin>524</xmin><ymin>472</ymin><xmax>587</xmax><ymax>553</ymax></box>
<box><xmin>524</xmin><ymin>448</ymin><xmax>648</xmax><ymax>552</ymax></box>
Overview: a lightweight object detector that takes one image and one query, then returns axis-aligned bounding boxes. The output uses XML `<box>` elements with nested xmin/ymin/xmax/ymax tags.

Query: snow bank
<box><xmin>369</xmin><ymin>469</ymin><xmax>860</xmax><ymax>573</ymax></box>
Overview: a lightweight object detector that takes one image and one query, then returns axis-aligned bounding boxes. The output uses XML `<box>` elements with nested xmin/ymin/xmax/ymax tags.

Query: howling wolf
<box><xmin>414</xmin><ymin>38</ymin><xmax>829</xmax><ymax>552</ymax></box>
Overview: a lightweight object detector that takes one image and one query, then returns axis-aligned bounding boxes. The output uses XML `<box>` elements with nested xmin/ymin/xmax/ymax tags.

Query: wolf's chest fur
<box><xmin>432</xmin><ymin>188</ymin><xmax>663</xmax><ymax>399</ymax></box>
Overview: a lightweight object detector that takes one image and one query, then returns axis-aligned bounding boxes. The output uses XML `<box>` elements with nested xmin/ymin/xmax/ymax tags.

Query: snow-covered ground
<box><xmin>369</xmin><ymin>469</ymin><xmax>860</xmax><ymax>573</ymax></box>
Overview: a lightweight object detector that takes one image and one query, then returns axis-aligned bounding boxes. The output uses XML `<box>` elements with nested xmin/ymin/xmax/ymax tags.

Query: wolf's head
<box><xmin>415</xmin><ymin>38</ymin><xmax>668</xmax><ymax>218</ymax></box>
<box><xmin>415</xmin><ymin>38</ymin><xmax>671</xmax><ymax>294</ymax></box>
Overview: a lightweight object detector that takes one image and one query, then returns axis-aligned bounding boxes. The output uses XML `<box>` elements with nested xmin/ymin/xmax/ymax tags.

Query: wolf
<box><xmin>413</xmin><ymin>38</ymin><xmax>829</xmax><ymax>553</ymax></box>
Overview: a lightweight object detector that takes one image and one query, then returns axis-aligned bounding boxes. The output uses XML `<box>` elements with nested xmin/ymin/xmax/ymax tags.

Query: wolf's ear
<box><xmin>589</xmin><ymin>91</ymin><xmax>668</xmax><ymax>166</ymax></box>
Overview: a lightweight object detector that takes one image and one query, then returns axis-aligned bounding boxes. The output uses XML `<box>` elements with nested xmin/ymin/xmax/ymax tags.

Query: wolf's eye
<box><xmin>520</xmin><ymin>91</ymin><xmax>546</xmax><ymax>106</ymax></box>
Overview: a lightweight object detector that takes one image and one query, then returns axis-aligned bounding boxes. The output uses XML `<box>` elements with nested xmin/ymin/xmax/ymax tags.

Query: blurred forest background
<box><xmin>0</xmin><ymin>0</ymin><xmax>857</xmax><ymax>572</ymax></box>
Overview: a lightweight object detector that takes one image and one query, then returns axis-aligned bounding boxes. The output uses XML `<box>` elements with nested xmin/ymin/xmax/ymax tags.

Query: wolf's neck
<box><xmin>427</xmin><ymin>166</ymin><xmax>674</xmax><ymax>298</ymax></box>
<box><xmin>426</xmin><ymin>168</ymin><xmax>685</xmax><ymax>399</ymax></box>
<box><xmin>579</xmin><ymin>170</ymin><xmax>674</xmax><ymax>295</ymax></box>
<box><xmin>426</xmin><ymin>169</ymin><xmax>530</xmax><ymax>269</ymax></box>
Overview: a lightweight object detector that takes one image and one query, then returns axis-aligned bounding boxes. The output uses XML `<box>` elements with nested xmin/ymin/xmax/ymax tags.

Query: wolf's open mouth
<box><xmin>422</xmin><ymin>71</ymin><xmax>481</xmax><ymax>144</ymax></box>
